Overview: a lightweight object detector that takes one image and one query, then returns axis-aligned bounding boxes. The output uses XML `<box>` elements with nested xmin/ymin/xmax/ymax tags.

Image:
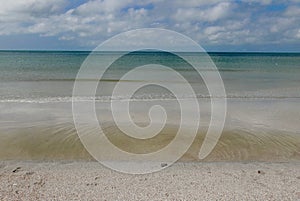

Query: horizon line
<box><xmin>0</xmin><ymin>49</ymin><xmax>300</xmax><ymax>54</ymax></box>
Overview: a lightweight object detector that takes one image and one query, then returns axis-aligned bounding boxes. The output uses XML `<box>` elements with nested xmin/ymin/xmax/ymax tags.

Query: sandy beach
<box><xmin>1</xmin><ymin>0</ymin><xmax>300</xmax><ymax>200</ymax></box>
<box><xmin>0</xmin><ymin>52</ymin><xmax>300</xmax><ymax>200</ymax></box>
<box><xmin>0</xmin><ymin>161</ymin><xmax>299</xmax><ymax>200</ymax></box>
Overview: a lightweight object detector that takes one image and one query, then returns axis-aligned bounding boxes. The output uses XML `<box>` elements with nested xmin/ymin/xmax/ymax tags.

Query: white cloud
<box><xmin>284</xmin><ymin>5</ymin><xmax>300</xmax><ymax>17</ymax></box>
<box><xmin>0</xmin><ymin>0</ymin><xmax>66</xmax><ymax>35</ymax></box>
<box><xmin>0</xmin><ymin>0</ymin><xmax>299</xmax><ymax>49</ymax></box>
<box><xmin>205</xmin><ymin>2</ymin><xmax>232</xmax><ymax>21</ymax></box>
<box><xmin>171</xmin><ymin>0</ymin><xmax>225</xmax><ymax>7</ymax></box>
<box><xmin>0</xmin><ymin>0</ymin><xmax>66</xmax><ymax>21</ymax></box>
<box><xmin>204</xmin><ymin>26</ymin><xmax>225</xmax><ymax>35</ymax></box>
<box><xmin>173</xmin><ymin>2</ymin><xmax>233</xmax><ymax>22</ymax></box>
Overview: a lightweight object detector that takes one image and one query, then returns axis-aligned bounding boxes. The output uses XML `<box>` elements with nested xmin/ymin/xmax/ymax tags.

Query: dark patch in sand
<box><xmin>86</xmin><ymin>183</ymin><xmax>98</xmax><ymax>186</ymax></box>
<box><xmin>25</xmin><ymin>171</ymin><xmax>34</xmax><ymax>176</ymax></box>
<box><xmin>12</xmin><ymin>167</ymin><xmax>21</xmax><ymax>173</ymax></box>
<box><xmin>34</xmin><ymin>179</ymin><xmax>45</xmax><ymax>187</ymax></box>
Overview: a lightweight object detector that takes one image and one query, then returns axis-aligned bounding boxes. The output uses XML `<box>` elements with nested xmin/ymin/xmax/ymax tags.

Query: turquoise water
<box><xmin>1</xmin><ymin>51</ymin><xmax>300</xmax><ymax>100</ymax></box>
<box><xmin>0</xmin><ymin>51</ymin><xmax>299</xmax><ymax>161</ymax></box>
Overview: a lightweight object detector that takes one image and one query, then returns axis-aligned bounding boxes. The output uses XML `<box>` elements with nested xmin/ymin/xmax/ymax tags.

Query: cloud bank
<box><xmin>0</xmin><ymin>0</ymin><xmax>299</xmax><ymax>51</ymax></box>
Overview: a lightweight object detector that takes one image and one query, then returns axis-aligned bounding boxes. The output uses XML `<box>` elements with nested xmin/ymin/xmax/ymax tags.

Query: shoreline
<box><xmin>0</xmin><ymin>160</ymin><xmax>299</xmax><ymax>200</ymax></box>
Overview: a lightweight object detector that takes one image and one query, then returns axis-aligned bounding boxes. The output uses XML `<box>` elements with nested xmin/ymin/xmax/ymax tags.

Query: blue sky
<box><xmin>0</xmin><ymin>0</ymin><xmax>299</xmax><ymax>51</ymax></box>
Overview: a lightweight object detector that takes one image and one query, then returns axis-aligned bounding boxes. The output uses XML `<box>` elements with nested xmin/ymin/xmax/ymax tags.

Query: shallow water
<box><xmin>0</xmin><ymin>51</ymin><xmax>299</xmax><ymax>161</ymax></box>
<box><xmin>0</xmin><ymin>99</ymin><xmax>299</xmax><ymax>162</ymax></box>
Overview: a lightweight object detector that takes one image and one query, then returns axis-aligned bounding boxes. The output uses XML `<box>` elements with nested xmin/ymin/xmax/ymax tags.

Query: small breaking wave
<box><xmin>0</xmin><ymin>95</ymin><xmax>300</xmax><ymax>103</ymax></box>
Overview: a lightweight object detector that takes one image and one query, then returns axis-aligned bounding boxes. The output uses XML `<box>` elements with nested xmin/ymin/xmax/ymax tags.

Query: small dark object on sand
<box><xmin>12</xmin><ymin>167</ymin><xmax>21</xmax><ymax>173</ymax></box>
<box><xmin>161</xmin><ymin>163</ymin><xmax>168</xmax><ymax>167</ymax></box>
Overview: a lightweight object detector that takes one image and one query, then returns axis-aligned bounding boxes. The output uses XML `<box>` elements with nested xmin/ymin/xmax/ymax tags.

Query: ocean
<box><xmin>0</xmin><ymin>51</ymin><xmax>299</xmax><ymax>162</ymax></box>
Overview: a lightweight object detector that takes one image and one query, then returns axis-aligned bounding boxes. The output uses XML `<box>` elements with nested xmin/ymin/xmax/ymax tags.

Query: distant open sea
<box><xmin>0</xmin><ymin>51</ymin><xmax>299</xmax><ymax>162</ymax></box>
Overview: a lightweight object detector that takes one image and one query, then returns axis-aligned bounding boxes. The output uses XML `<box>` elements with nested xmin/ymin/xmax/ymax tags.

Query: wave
<box><xmin>0</xmin><ymin>95</ymin><xmax>300</xmax><ymax>103</ymax></box>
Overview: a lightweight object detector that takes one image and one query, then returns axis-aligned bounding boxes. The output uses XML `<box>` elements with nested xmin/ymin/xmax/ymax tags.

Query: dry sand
<box><xmin>0</xmin><ymin>161</ymin><xmax>299</xmax><ymax>200</ymax></box>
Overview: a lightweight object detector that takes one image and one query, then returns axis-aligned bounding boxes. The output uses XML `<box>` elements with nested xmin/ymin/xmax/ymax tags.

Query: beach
<box><xmin>1</xmin><ymin>0</ymin><xmax>300</xmax><ymax>199</ymax></box>
<box><xmin>0</xmin><ymin>161</ymin><xmax>299</xmax><ymax>200</ymax></box>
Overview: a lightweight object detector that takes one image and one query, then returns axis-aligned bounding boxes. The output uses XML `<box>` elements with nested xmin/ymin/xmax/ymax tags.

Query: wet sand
<box><xmin>0</xmin><ymin>121</ymin><xmax>299</xmax><ymax>162</ymax></box>
<box><xmin>0</xmin><ymin>161</ymin><xmax>299</xmax><ymax>200</ymax></box>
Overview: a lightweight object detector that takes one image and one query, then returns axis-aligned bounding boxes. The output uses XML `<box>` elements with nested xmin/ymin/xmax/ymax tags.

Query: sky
<box><xmin>0</xmin><ymin>0</ymin><xmax>299</xmax><ymax>52</ymax></box>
